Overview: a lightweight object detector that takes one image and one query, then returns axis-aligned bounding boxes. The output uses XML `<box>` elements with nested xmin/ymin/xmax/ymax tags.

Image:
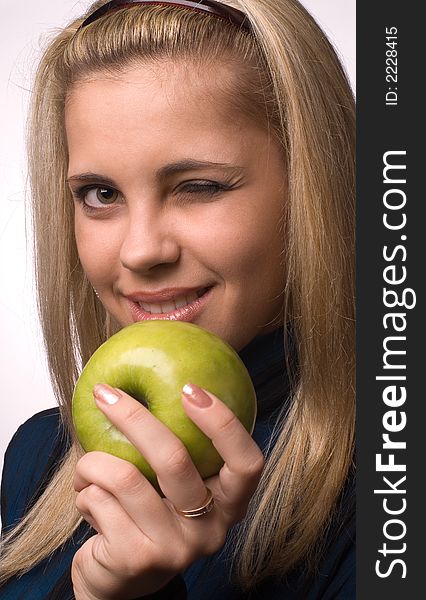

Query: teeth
<box><xmin>138</xmin><ymin>291</ymin><xmax>202</xmax><ymax>314</ymax></box>
<box><xmin>161</xmin><ymin>301</ymin><xmax>176</xmax><ymax>313</ymax></box>
<box><xmin>174</xmin><ymin>296</ymin><xmax>188</xmax><ymax>309</ymax></box>
<box><xmin>150</xmin><ymin>304</ymin><xmax>163</xmax><ymax>314</ymax></box>
<box><xmin>185</xmin><ymin>292</ymin><xmax>198</xmax><ymax>304</ymax></box>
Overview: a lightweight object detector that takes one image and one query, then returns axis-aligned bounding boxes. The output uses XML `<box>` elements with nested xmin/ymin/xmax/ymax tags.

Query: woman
<box><xmin>0</xmin><ymin>1</ymin><xmax>355</xmax><ymax>598</ymax></box>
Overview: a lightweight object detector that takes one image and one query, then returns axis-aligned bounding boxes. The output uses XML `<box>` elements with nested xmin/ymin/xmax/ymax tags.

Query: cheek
<box><xmin>196</xmin><ymin>201</ymin><xmax>284</xmax><ymax>280</ymax></box>
<box><xmin>74</xmin><ymin>215</ymin><xmax>120</xmax><ymax>285</ymax></box>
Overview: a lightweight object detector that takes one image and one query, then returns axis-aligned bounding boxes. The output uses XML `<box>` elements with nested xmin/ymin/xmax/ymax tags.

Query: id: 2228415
<box><xmin>385</xmin><ymin>26</ymin><xmax>398</xmax><ymax>107</ymax></box>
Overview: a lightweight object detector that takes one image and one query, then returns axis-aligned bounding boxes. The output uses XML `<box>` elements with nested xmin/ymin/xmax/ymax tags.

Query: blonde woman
<box><xmin>0</xmin><ymin>1</ymin><xmax>355</xmax><ymax>598</ymax></box>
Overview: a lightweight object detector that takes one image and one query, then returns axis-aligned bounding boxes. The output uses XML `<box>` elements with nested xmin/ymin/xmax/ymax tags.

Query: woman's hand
<box><xmin>71</xmin><ymin>382</ymin><xmax>264</xmax><ymax>600</ymax></box>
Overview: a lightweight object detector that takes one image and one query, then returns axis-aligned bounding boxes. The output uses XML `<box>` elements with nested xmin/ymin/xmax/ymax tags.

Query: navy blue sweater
<box><xmin>0</xmin><ymin>327</ymin><xmax>355</xmax><ymax>599</ymax></box>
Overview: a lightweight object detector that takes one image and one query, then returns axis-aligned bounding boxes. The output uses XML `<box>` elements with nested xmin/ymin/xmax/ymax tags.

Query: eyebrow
<box><xmin>66</xmin><ymin>159</ymin><xmax>246</xmax><ymax>184</ymax></box>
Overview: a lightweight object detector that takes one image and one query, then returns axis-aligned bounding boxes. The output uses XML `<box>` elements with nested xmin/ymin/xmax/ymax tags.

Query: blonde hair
<box><xmin>0</xmin><ymin>0</ymin><xmax>355</xmax><ymax>589</ymax></box>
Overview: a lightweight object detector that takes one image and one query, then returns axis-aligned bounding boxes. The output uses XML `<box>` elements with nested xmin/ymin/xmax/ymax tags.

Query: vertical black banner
<box><xmin>357</xmin><ymin>1</ymin><xmax>423</xmax><ymax>598</ymax></box>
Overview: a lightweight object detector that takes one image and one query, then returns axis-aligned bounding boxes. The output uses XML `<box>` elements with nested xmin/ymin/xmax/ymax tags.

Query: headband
<box><xmin>79</xmin><ymin>0</ymin><xmax>253</xmax><ymax>33</ymax></box>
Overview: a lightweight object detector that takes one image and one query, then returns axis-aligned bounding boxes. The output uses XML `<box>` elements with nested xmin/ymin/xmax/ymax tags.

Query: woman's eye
<box><xmin>177</xmin><ymin>181</ymin><xmax>230</xmax><ymax>199</ymax></box>
<box><xmin>73</xmin><ymin>185</ymin><xmax>120</xmax><ymax>209</ymax></box>
<box><xmin>86</xmin><ymin>186</ymin><xmax>118</xmax><ymax>207</ymax></box>
<box><xmin>72</xmin><ymin>180</ymin><xmax>232</xmax><ymax>210</ymax></box>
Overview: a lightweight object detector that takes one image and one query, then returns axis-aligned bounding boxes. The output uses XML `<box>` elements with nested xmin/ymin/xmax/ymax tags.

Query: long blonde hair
<box><xmin>0</xmin><ymin>0</ymin><xmax>355</xmax><ymax>588</ymax></box>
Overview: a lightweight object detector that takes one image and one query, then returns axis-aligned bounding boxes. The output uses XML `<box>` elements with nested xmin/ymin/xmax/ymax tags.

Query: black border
<box><xmin>356</xmin><ymin>2</ymin><xmax>423</xmax><ymax>597</ymax></box>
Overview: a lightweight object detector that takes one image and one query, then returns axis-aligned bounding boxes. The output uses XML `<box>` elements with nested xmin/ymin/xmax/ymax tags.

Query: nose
<box><xmin>119</xmin><ymin>203</ymin><xmax>181</xmax><ymax>273</ymax></box>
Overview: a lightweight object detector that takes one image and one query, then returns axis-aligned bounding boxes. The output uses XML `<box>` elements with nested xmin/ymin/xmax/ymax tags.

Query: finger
<box><xmin>92</xmin><ymin>384</ymin><xmax>210</xmax><ymax>517</ymax></box>
<box><xmin>80</xmin><ymin>512</ymin><xmax>101</xmax><ymax>533</ymax></box>
<box><xmin>76</xmin><ymin>484</ymin><xmax>146</xmax><ymax>548</ymax></box>
<box><xmin>75</xmin><ymin>484</ymin><xmax>159</xmax><ymax>583</ymax></box>
<box><xmin>181</xmin><ymin>383</ymin><xmax>264</xmax><ymax>506</ymax></box>
<box><xmin>74</xmin><ymin>451</ymin><xmax>176</xmax><ymax>540</ymax></box>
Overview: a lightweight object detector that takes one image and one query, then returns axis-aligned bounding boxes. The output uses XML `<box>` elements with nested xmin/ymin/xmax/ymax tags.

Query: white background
<box><xmin>0</xmin><ymin>1</ymin><xmax>355</xmax><ymax>488</ymax></box>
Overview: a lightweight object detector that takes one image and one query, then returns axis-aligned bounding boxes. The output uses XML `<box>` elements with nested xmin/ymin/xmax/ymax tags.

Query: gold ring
<box><xmin>175</xmin><ymin>488</ymin><xmax>214</xmax><ymax>518</ymax></box>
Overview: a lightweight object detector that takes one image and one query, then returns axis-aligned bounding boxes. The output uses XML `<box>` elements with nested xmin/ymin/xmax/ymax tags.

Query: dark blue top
<box><xmin>0</xmin><ymin>327</ymin><xmax>355</xmax><ymax>599</ymax></box>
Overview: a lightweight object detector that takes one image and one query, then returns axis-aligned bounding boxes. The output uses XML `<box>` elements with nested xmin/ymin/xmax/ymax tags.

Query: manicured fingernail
<box><xmin>93</xmin><ymin>383</ymin><xmax>120</xmax><ymax>406</ymax></box>
<box><xmin>182</xmin><ymin>383</ymin><xmax>213</xmax><ymax>408</ymax></box>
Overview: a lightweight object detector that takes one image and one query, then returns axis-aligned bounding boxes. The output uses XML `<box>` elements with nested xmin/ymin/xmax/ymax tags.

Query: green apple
<box><xmin>72</xmin><ymin>320</ymin><xmax>257</xmax><ymax>487</ymax></box>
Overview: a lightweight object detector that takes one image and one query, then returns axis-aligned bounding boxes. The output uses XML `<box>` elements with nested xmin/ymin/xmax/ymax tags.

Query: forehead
<box><xmin>65</xmin><ymin>60</ymin><xmax>267</xmax><ymax>172</ymax></box>
<box><xmin>66</xmin><ymin>60</ymin><xmax>246</xmax><ymax>137</ymax></box>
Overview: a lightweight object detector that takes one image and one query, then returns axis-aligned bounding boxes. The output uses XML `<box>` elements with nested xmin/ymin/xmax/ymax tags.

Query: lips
<box><xmin>126</xmin><ymin>286</ymin><xmax>213</xmax><ymax>323</ymax></box>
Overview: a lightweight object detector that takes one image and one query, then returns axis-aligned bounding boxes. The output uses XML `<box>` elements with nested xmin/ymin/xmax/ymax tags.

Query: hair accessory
<box><xmin>173</xmin><ymin>487</ymin><xmax>215</xmax><ymax>518</ymax></box>
<box><xmin>79</xmin><ymin>0</ymin><xmax>252</xmax><ymax>33</ymax></box>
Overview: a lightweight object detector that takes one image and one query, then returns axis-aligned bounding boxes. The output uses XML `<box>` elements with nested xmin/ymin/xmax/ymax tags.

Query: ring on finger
<box><xmin>174</xmin><ymin>488</ymin><xmax>214</xmax><ymax>518</ymax></box>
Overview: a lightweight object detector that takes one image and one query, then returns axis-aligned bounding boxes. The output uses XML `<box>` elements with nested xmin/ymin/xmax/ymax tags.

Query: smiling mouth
<box><xmin>127</xmin><ymin>287</ymin><xmax>213</xmax><ymax>322</ymax></box>
<box><xmin>136</xmin><ymin>287</ymin><xmax>209</xmax><ymax>314</ymax></box>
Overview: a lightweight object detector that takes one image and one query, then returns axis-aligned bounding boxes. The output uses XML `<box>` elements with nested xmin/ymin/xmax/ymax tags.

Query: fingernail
<box><xmin>182</xmin><ymin>383</ymin><xmax>213</xmax><ymax>408</ymax></box>
<box><xmin>93</xmin><ymin>383</ymin><xmax>120</xmax><ymax>406</ymax></box>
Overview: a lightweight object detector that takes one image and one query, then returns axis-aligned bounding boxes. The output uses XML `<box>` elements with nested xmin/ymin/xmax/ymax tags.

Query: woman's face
<box><xmin>66</xmin><ymin>61</ymin><xmax>287</xmax><ymax>351</ymax></box>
